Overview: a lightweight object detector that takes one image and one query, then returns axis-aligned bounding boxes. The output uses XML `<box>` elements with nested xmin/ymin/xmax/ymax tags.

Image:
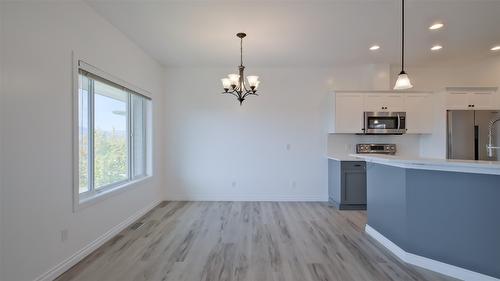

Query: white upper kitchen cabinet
<box><xmin>363</xmin><ymin>94</ymin><xmax>385</xmax><ymax>111</ymax></box>
<box><xmin>329</xmin><ymin>93</ymin><xmax>364</xmax><ymax>134</ymax></box>
<box><xmin>329</xmin><ymin>91</ymin><xmax>434</xmax><ymax>135</ymax></box>
<box><xmin>446</xmin><ymin>92</ymin><xmax>470</xmax><ymax>110</ymax></box>
<box><xmin>404</xmin><ymin>94</ymin><xmax>433</xmax><ymax>134</ymax></box>
<box><xmin>469</xmin><ymin>92</ymin><xmax>498</xmax><ymax>109</ymax></box>
<box><xmin>364</xmin><ymin>94</ymin><xmax>405</xmax><ymax>112</ymax></box>
<box><xmin>383</xmin><ymin>94</ymin><xmax>406</xmax><ymax>112</ymax></box>
<box><xmin>445</xmin><ymin>88</ymin><xmax>499</xmax><ymax>110</ymax></box>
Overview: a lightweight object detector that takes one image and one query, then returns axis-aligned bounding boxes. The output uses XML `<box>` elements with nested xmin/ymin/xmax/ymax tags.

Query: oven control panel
<box><xmin>356</xmin><ymin>144</ymin><xmax>397</xmax><ymax>155</ymax></box>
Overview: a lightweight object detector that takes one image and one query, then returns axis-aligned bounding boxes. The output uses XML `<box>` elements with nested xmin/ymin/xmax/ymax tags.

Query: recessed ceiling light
<box><xmin>491</xmin><ymin>46</ymin><xmax>500</xmax><ymax>51</ymax></box>
<box><xmin>369</xmin><ymin>45</ymin><xmax>380</xmax><ymax>51</ymax></box>
<box><xmin>429</xmin><ymin>23</ymin><xmax>444</xmax><ymax>30</ymax></box>
<box><xmin>431</xmin><ymin>45</ymin><xmax>443</xmax><ymax>51</ymax></box>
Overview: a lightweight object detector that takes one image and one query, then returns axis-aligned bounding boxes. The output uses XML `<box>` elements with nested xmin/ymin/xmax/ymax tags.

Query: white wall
<box><xmin>327</xmin><ymin>134</ymin><xmax>422</xmax><ymax>157</ymax></box>
<box><xmin>0</xmin><ymin>2</ymin><xmax>165</xmax><ymax>281</ymax></box>
<box><xmin>0</xmin><ymin>4</ymin><xmax>4</xmax><ymax>279</ymax></box>
<box><xmin>163</xmin><ymin>65</ymin><xmax>394</xmax><ymax>201</ymax></box>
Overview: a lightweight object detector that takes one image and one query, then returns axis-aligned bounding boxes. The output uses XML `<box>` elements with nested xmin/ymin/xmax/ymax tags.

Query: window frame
<box><xmin>130</xmin><ymin>94</ymin><xmax>149</xmax><ymax>179</ymax></box>
<box><xmin>73</xmin><ymin>56</ymin><xmax>153</xmax><ymax>211</ymax></box>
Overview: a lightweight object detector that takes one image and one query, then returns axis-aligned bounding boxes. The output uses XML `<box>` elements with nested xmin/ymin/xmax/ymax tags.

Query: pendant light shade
<box><xmin>394</xmin><ymin>71</ymin><xmax>413</xmax><ymax>90</ymax></box>
<box><xmin>394</xmin><ymin>0</ymin><xmax>413</xmax><ymax>90</ymax></box>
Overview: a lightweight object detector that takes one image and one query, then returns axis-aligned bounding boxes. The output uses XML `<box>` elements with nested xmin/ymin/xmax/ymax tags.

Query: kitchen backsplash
<box><xmin>327</xmin><ymin>134</ymin><xmax>422</xmax><ymax>157</ymax></box>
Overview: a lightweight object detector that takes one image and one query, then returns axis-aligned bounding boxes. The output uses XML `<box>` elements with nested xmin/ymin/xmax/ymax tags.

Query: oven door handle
<box><xmin>397</xmin><ymin>114</ymin><xmax>401</xmax><ymax>130</ymax></box>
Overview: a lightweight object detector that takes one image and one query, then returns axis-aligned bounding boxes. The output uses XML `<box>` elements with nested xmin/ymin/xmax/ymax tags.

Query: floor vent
<box><xmin>130</xmin><ymin>222</ymin><xmax>144</xmax><ymax>230</ymax></box>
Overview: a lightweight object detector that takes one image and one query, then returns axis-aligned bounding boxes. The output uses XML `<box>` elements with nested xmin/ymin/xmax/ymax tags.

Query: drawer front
<box><xmin>341</xmin><ymin>161</ymin><xmax>366</xmax><ymax>170</ymax></box>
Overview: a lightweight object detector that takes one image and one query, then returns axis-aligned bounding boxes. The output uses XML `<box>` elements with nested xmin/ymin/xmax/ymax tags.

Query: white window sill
<box><xmin>74</xmin><ymin>175</ymin><xmax>153</xmax><ymax>212</ymax></box>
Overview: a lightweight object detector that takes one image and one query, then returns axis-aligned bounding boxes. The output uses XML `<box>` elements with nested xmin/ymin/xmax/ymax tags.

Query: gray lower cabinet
<box><xmin>328</xmin><ymin>159</ymin><xmax>367</xmax><ymax>210</ymax></box>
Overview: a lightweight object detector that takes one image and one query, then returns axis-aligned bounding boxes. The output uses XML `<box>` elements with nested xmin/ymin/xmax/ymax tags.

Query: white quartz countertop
<box><xmin>349</xmin><ymin>154</ymin><xmax>500</xmax><ymax>175</ymax></box>
<box><xmin>327</xmin><ymin>153</ymin><xmax>360</xmax><ymax>161</ymax></box>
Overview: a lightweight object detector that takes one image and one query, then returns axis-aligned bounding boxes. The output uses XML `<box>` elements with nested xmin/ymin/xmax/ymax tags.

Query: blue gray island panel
<box><xmin>367</xmin><ymin>162</ymin><xmax>500</xmax><ymax>279</ymax></box>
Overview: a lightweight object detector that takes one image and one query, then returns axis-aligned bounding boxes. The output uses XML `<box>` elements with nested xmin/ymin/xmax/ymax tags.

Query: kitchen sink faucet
<box><xmin>487</xmin><ymin>117</ymin><xmax>500</xmax><ymax>158</ymax></box>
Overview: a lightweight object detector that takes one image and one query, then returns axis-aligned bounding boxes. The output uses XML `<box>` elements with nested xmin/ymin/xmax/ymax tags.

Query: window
<box><xmin>76</xmin><ymin>61</ymin><xmax>152</xmax><ymax>205</ymax></box>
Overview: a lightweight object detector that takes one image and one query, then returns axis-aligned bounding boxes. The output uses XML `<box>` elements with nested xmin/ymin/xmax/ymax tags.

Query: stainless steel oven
<box><xmin>363</xmin><ymin>112</ymin><xmax>406</xmax><ymax>135</ymax></box>
<box><xmin>356</xmin><ymin>143</ymin><xmax>397</xmax><ymax>155</ymax></box>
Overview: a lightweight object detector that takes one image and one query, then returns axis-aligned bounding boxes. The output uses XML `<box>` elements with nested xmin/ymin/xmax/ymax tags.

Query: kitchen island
<box><xmin>352</xmin><ymin>154</ymin><xmax>500</xmax><ymax>281</ymax></box>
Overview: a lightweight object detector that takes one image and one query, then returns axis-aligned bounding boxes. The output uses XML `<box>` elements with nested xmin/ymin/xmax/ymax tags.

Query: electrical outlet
<box><xmin>60</xmin><ymin>229</ymin><xmax>68</xmax><ymax>242</ymax></box>
<box><xmin>286</xmin><ymin>144</ymin><xmax>291</xmax><ymax>151</ymax></box>
<box><xmin>231</xmin><ymin>181</ymin><xmax>237</xmax><ymax>188</ymax></box>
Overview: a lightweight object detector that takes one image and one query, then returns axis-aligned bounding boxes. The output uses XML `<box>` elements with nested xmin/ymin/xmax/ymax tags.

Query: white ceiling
<box><xmin>86</xmin><ymin>0</ymin><xmax>500</xmax><ymax>67</ymax></box>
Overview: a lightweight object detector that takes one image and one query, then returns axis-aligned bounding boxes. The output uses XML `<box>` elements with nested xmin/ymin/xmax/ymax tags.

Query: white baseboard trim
<box><xmin>365</xmin><ymin>224</ymin><xmax>499</xmax><ymax>281</ymax></box>
<box><xmin>165</xmin><ymin>194</ymin><xmax>326</xmax><ymax>202</ymax></box>
<box><xmin>34</xmin><ymin>200</ymin><xmax>162</xmax><ymax>281</ymax></box>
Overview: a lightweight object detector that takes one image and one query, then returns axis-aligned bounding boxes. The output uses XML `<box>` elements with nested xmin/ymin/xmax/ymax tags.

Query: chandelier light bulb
<box><xmin>221</xmin><ymin>78</ymin><xmax>231</xmax><ymax>90</ymax></box>
<box><xmin>247</xmin><ymin>76</ymin><xmax>259</xmax><ymax>87</ymax></box>
<box><xmin>228</xmin><ymin>74</ymin><xmax>240</xmax><ymax>86</ymax></box>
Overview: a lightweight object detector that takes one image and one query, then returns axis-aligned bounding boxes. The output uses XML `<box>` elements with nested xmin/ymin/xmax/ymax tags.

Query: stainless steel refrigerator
<box><xmin>447</xmin><ymin>110</ymin><xmax>500</xmax><ymax>160</ymax></box>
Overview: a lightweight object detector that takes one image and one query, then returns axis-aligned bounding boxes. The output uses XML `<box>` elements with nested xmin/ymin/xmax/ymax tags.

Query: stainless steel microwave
<box><xmin>362</xmin><ymin>112</ymin><xmax>406</xmax><ymax>135</ymax></box>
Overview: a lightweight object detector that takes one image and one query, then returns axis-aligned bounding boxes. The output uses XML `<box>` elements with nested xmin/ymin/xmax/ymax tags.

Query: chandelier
<box><xmin>221</xmin><ymin>33</ymin><xmax>261</xmax><ymax>105</ymax></box>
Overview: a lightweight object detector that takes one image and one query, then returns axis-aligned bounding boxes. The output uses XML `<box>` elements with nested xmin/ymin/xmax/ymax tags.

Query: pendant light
<box><xmin>394</xmin><ymin>0</ymin><xmax>413</xmax><ymax>90</ymax></box>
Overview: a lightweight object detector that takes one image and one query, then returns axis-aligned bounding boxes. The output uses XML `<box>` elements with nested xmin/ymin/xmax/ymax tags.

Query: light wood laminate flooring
<box><xmin>57</xmin><ymin>202</ymin><xmax>457</xmax><ymax>281</ymax></box>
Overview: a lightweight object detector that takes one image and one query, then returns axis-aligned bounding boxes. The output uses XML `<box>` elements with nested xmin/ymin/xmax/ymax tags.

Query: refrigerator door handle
<box><xmin>474</xmin><ymin>125</ymin><xmax>479</xmax><ymax>160</ymax></box>
<box><xmin>447</xmin><ymin>111</ymin><xmax>452</xmax><ymax>159</ymax></box>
